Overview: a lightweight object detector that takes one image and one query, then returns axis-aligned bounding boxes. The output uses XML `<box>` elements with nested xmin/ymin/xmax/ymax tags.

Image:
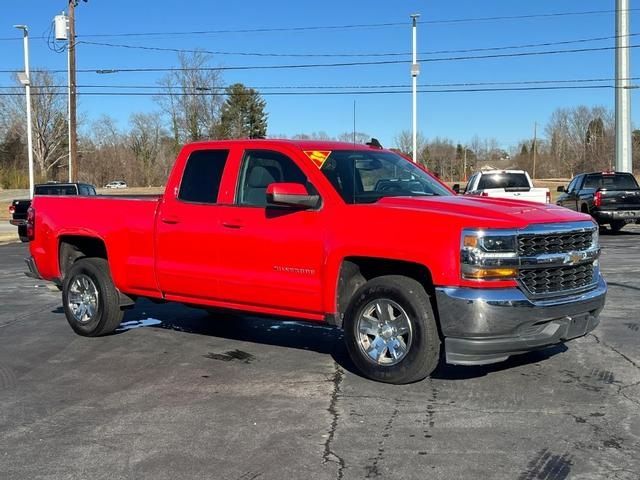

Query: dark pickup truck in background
<box><xmin>9</xmin><ymin>182</ymin><xmax>97</xmax><ymax>241</ymax></box>
<box><xmin>556</xmin><ymin>172</ymin><xmax>640</xmax><ymax>232</ymax></box>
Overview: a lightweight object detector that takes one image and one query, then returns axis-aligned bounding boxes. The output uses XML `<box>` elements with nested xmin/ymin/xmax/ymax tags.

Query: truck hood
<box><xmin>375</xmin><ymin>195</ymin><xmax>590</xmax><ymax>228</ymax></box>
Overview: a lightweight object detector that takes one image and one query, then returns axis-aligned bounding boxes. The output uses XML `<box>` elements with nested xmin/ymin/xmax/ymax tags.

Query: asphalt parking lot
<box><xmin>1</xmin><ymin>227</ymin><xmax>639</xmax><ymax>480</ymax></box>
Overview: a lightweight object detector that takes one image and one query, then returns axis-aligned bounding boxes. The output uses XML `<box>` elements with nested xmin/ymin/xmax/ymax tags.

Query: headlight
<box><xmin>591</xmin><ymin>223</ymin><xmax>599</xmax><ymax>249</ymax></box>
<box><xmin>463</xmin><ymin>234</ymin><xmax>516</xmax><ymax>253</ymax></box>
<box><xmin>461</xmin><ymin>229</ymin><xmax>518</xmax><ymax>280</ymax></box>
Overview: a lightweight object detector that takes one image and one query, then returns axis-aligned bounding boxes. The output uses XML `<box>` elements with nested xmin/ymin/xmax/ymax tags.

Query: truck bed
<box><xmin>31</xmin><ymin>195</ymin><xmax>162</xmax><ymax>298</ymax></box>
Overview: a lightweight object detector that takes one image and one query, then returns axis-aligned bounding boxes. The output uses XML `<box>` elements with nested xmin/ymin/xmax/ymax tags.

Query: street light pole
<box><xmin>615</xmin><ymin>0</ymin><xmax>632</xmax><ymax>173</ymax></box>
<box><xmin>14</xmin><ymin>25</ymin><xmax>35</xmax><ymax>199</ymax></box>
<box><xmin>410</xmin><ymin>14</ymin><xmax>420</xmax><ymax>163</ymax></box>
<box><xmin>68</xmin><ymin>0</ymin><xmax>78</xmax><ymax>182</ymax></box>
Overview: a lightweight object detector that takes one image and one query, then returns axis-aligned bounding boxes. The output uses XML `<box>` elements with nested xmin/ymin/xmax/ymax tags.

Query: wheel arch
<box><xmin>58</xmin><ymin>235</ymin><xmax>108</xmax><ymax>281</ymax></box>
<box><xmin>58</xmin><ymin>236</ymin><xmax>136</xmax><ymax>308</ymax></box>
<box><xmin>333</xmin><ymin>256</ymin><xmax>439</xmax><ymax>331</ymax></box>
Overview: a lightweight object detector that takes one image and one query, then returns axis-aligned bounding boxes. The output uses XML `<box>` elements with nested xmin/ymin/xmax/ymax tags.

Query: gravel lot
<box><xmin>0</xmin><ymin>226</ymin><xmax>639</xmax><ymax>480</ymax></box>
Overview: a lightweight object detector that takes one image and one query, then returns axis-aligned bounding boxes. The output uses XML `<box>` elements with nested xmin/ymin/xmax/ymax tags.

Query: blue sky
<box><xmin>1</xmin><ymin>0</ymin><xmax>638</xmax><ymax>150</ymax></box>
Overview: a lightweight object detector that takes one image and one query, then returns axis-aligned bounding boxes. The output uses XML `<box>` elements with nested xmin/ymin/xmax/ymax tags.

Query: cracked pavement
<box><xmin>0</xmin><ymin>226</ymin><xmax>639</xmax><ymax>479</ymax></box>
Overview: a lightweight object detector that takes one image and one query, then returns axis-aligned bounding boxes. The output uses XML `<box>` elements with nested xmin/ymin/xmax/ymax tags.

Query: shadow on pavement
<box><xmin>431</xmin><ymin>344</ymin><xmax>568</xmax><ymax>380</ymax></box>
<box><xmin>109</xmin><ymin>300</ymin><xmax>571</xmax><ymax>382</ymax></box>
<box><xmin>601</xmin><ymin>226</ymin><xmax>640</xmax><ymax>236</ymax></box>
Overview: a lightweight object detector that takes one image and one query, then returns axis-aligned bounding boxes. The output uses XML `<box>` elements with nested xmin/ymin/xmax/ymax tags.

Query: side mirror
<box><xmin>452</xmin><ymin>183</ymin><xmax>460</xmax><ymax>194</ymax></box>
<box><xmin>557</xmin><ymin>186</ymin><xmax>566</xmax><ymax>193</ymax></box>
<box><xmin>266</xmin><ymin>182</ymin><xmax>320</xmax><ymax>209</ymax></box>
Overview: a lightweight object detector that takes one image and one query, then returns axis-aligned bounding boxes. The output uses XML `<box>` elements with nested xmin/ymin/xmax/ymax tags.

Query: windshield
<box><xmin>477</xmin><ymin>173</ymin><xmax>529</xmax><ymax>189</ymax></box>
<box><xmin>319</xmin><ymin>150</ymin><xmax>451</xmax><ymax>204</ymax></box>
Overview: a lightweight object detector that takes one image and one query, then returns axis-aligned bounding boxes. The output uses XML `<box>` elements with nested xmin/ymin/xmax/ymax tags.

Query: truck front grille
<box><xmin>519</xmin><ymin>263</ymin><xmax>596</xmax><ymax>296</ymax></box>
<box><xmin>518</xmin><ymin>231</ymin><xmax>593</xmax><ymax>256</ymax></box>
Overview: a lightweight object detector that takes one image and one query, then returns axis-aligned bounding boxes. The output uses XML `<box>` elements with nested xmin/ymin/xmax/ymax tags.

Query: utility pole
<box><xmin>463</xmin><ymin>147</ymin><xmax>467</xmax><ymax>182</ymax></box>
<box><xmin>615</xmin><ymin>0</ymin><xmax>632</xmax><ymax>173</ymax></box>
<box><xmin>532</xmin><ymin>122</ymin><xmax>537</xmax><ymax>180</ymax></box>
<box><xmin>14</xmin><ymin>25</ymin><xmax>35</xmax><ymax>199</ymax></box>
<box><xmin>68</xmin><ymin>0</ymin><xmax>78</xmax><ymax>181</ymax></box>
<box><xmin>410</xmin><ymin>14</ymin><xmax>420</xmax><ymax>163</ymax></box>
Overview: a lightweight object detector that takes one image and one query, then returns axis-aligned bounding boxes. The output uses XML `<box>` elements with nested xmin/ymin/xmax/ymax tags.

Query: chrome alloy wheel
<box><xmin>355</xmin><ymin>299</ymin><xmax>413</xmax><ymax>366</ymax></box>
<box><xmin>67</xmin><ymin>274</ymin><xmax>99</xmax><ymax>323</ymax></box>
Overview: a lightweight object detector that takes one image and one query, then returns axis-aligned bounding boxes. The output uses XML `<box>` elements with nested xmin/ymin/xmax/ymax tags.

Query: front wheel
<box><xmin>62</xmin><ymin>258</ymin><xmax>124</xmax><ymax>336</ymax></box>
<box><xmin>343</xmin><ymin>275</ymin><xmax>440</xmax><ymax>384</ymax></box>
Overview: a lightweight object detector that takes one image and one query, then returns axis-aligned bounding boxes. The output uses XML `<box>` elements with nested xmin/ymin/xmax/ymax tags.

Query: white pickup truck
<box><xmin>459</xmin><ymin>170</ymin><xmax>550</xmax><ymax>203</ymax></box>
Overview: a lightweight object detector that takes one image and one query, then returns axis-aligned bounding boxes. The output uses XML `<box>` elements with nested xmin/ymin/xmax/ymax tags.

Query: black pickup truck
<box><xmin>9</xmin><ymin>182</ymin><xmax>97</xmax><ymax>241</ymax></box>
<box><xmin>556</xmin><ymin>172</ymin><xmax>640</xmax><ymax>232</ymax></box>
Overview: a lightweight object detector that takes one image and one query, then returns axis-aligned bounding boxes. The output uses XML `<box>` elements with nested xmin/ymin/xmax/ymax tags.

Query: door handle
<box><xmin>161</xmin><ymin>216</ymin><xmax>180</xmax><ymax>224</ymax></box>
<box><xmin>222</xmin><ymin>220</ymin><xmax>243</xmax><ymax>229</ymax></box>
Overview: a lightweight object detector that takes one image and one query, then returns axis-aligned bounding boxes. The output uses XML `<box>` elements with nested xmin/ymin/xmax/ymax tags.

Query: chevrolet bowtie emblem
<box><xmin>566</xmin><ymin>252</ymin><xmax>584</xmax><ymax>265</ymax></box>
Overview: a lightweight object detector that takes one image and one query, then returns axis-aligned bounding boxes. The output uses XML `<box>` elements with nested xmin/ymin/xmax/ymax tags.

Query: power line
<box><xmin>0</xmin><ymin>7</ymin><xmax>638</xmax><ymax>42</ymax></box>
<box><xmin>76</xmin><ymin>32</ymin><xmax>640</xmax><ymax>58</ymax></box>
<box><xmin>2</xmin><ymin>43</ymin><xmax>635</xmax><ymax>74</ymax></box>
<box><xmin>1</xmin><ymin>77</ymin><xmax>638</xmax><ymax>90</ymax></box>
<box><xmin>420</xmin><ymin>8</ymin><xmax>640</xmax><ymax>24</ymax></box>
<box><xmin>0</xmin><ymin>85</ymin><xmax>623</xmax><ymax>97</ymax></box>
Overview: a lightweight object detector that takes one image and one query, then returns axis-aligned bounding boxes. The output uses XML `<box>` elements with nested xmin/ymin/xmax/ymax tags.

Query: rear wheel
<box><xmin>610</xmin><ymin>220</ymin><xmax>625</xmax><ymax>233</ymax></box>
<box><xmin>343</xmin><ymin>275</ymin><xmax>440</xmax><ymax>384</ymax></box>
<box><xmin>18</xmin><ymin>225</ymin><xmax>28</xmax><ymax>242</ymax></box>
<box><xmin>62</xmin><ymin>258</ymin><xmax>124</xmax><ymax>336</ymax></box>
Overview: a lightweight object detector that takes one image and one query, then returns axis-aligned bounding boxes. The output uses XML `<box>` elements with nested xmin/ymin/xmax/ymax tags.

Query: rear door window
<box><xmin>178</xmin><ymin>149</ymin><xmax>230</xmax><ymax>204</ymax></box>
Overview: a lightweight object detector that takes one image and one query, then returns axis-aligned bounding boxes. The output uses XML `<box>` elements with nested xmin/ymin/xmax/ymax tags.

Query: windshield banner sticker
<box><xmin>304</xmin><ymin>150</ymin><xmax>332</xmax><ymax>168</ymax></box>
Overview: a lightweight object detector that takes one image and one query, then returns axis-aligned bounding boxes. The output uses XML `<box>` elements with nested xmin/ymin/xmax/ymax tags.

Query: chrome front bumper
<box><xmin>435</xmin><ymin>276</ymin><xmax>607</xmax><ymax>365</ymax></box>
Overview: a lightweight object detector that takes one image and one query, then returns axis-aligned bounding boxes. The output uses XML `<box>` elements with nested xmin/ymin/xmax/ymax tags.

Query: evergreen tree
<box><xmin>217</xmin><ymin>83</ymin><xmax>268</xmax><ymax>139</ymax></box>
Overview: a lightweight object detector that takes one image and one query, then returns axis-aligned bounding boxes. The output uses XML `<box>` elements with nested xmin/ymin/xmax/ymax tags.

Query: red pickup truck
<box><xmin>26</xmin><ymin>140</ymin><xmax>606</xmax><ymax>383</ymax></box>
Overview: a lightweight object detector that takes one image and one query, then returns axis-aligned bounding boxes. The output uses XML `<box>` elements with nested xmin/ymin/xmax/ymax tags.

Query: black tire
<box><xmin>62</xmin><ymin>257</ymin><xmax>124</xmax><ymax>336</ymax></box>
<box><xmin>610</xmin><ymin>220</ymin><xmax>625</xmax><ymax>233</ymax></box>
<box><xmin>343</xmin><ymin>275</ymin><xmax>440</xmax><ymax>384</ymax></box>
<box><xmin>18</xmin><ymin>225</ymin><xmax>28</xmax><ymax>242</ymax></box>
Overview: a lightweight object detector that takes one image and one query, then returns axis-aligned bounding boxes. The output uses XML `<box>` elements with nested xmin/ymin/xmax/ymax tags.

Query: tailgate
<box><xmin>483</xmin><ymin>188</ymin><xmax>547</xmax><ymax>203</ymax></box>
<box><xmin>600</xmin><ymin>189</ymin><xmax>640</xmax><ymax>209</ymax></box>
<box><xmin>11</xmin><ymin>199</ymin><xmax>30</xmax><ymax>220</ymax></box>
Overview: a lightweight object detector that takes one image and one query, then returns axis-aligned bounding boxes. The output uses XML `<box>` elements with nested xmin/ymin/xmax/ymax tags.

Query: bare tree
<box><xmin>393</xmin><ymin>130</ymin><xmax>426</xmax><ymax>160</ymax></box>
<box><xmin>81</xmin><ymin>115</ymin><xmax>127</xmax><ymax>187</ymax></box>
<box><xmin>128</xmin><ymin>112</ymin><xmax>165</xmax><ymax>187</ymax></box>
<box><xmin>337</xmin><ymin>131</ymin><xmax>372</xmax><ymax>144</ymax></box>
<box><xmin>545</xmin><ymin>105</ymin><xmax>614</xmax><ymax>177</ymax></box>
<box><xmin>156</xmin><ymin>51</ymin><xmax>224</xmax><ymax>153</ymax></box>
<box><xmin>426</xmin><ymin>137</ymin><xmax>457</xmax><ymax>180</ymax></box>
<box><xmin>1</xmin><ymin>70</ymin><xmax>68</xmax><ymax>180</ymax></box>
<box><xmin>288</xmin><ymin>131</ymin><xmax>333</xmax><ymax>140</ymax></box>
